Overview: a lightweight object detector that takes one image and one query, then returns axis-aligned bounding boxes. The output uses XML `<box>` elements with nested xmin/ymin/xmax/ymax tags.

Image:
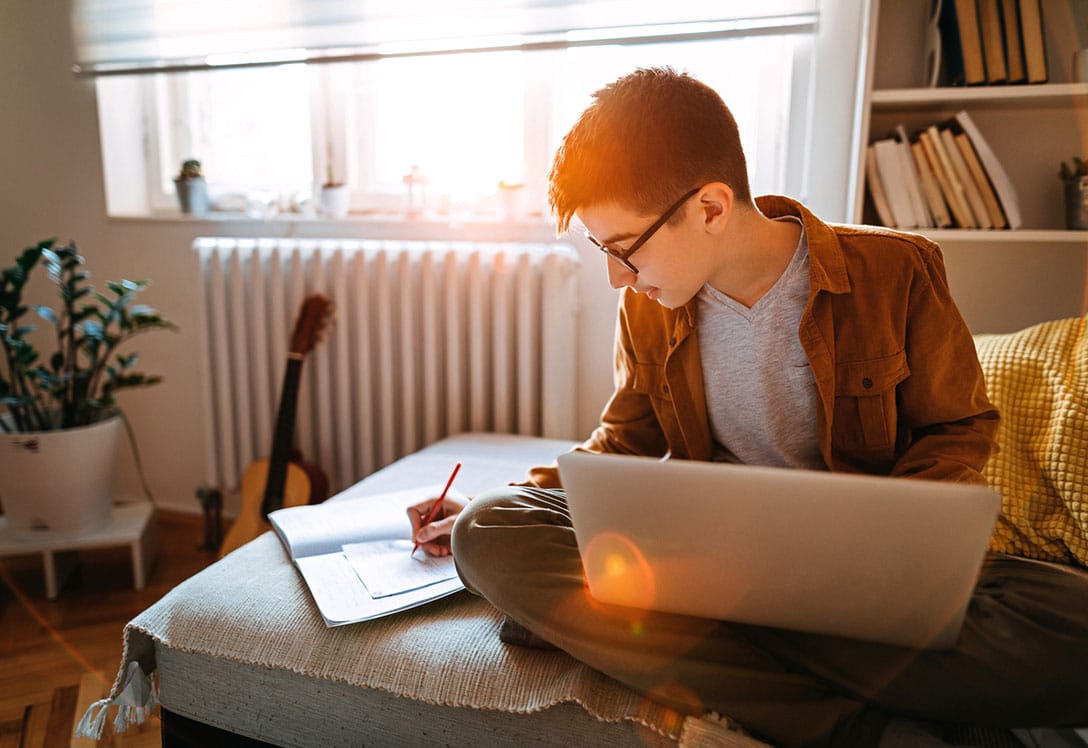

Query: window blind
<box><xmin>71</xmin><ymin>0</ymin><xmax>818</xmax><ymax>76</ymax></box>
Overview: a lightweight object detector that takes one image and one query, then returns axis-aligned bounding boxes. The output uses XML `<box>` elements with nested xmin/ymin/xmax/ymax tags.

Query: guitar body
<box><xmin>290</xmin><ymin>448</ymin><xmax>330</xmax><ymax>504</ymax></box>
<box><xmin>219</xmin><ymin>460</ymin><xmax>311</xmax><ymax>558</ymax></box>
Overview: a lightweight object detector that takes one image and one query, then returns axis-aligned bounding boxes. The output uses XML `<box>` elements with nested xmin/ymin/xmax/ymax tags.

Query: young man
<box><xmin>412</xmin><ymin>68</ymin><xmax>1088</xmax><ymax>746</ymax></box>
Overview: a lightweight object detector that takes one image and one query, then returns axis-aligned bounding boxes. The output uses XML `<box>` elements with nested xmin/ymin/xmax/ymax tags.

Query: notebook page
<box><xmin>343</xmin><ymin>539</ymin><xmax>459</xmax><ymax>598</ymax></box>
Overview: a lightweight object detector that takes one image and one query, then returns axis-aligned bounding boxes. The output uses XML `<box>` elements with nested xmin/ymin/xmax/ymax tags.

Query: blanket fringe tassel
<box><xmin>74</xmin><ymin>660</ymin><xmax>159</xmax><ymax>739</ymax></box>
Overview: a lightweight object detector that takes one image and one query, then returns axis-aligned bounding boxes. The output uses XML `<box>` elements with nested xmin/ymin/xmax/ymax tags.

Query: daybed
<box><xmin>85</xmin><ymin>315</ymin><xmax>1088</xmax><ymax>747</ymax></box>
<box><xmin>82</xmin><ymin>433</ymin><xmax>765</xmax><ymax>747</ymax></box>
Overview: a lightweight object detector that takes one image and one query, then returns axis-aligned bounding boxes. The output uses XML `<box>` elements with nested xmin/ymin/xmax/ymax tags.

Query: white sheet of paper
<box><xmin>343</xmin><ymin>539</ymin><xmax>459</xmax><ymax>598</ymax></box>
<box><xmin>295</xmin><ymin>552</ymin><xmax>462</xmax><ymax>625</ymax></box>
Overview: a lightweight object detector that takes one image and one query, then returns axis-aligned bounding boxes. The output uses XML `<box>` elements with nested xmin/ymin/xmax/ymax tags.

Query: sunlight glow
<box><xmin>101</xmin><ymin>22</ymin><xmax>800</xmax><ymax>216</ymax></box>
<box><xmin>582</xmin><ymin>531</ymin><xmax>656</xmax><ymax>611</ymax></box>
<box><xmin>371</xmin><ymin>52</ymin><xmax>525</xmax><ymax>202</ymax></box>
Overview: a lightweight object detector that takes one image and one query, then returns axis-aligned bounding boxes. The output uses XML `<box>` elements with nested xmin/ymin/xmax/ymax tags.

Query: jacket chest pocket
<box><xmin>832</xmin><ymin>350</ymin><xmax>909</xmax><ymax>451</ymax></box>
<box><xmin>631</xmin><ymin>362</ymin><xmax>671</xmax><ymax>399</ymax></box>
<box><xmin>630</xmin><ymin>361</ymin><xmax>687</xmax><ymax>450</ymax></box>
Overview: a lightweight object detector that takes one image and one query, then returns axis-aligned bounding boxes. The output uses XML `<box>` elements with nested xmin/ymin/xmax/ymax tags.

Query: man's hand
<box><xmin>407</xmin><ymin>494</ymin><xmax>469</xmax><ymax>557</ymax></box>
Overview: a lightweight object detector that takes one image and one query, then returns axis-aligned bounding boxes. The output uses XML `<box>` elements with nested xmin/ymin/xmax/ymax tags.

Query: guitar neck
<box><xmin>262</xmin><ymin>356</ymin><xmax>303</xmax><ymax>517</ymax></box>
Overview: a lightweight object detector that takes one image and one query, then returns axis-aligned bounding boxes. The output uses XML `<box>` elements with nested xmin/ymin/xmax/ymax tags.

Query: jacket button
<box><xmin>862</xmin><ymin>377</ymin><xmax>874</xmax><ymax>389</ymax></box>
<box><xmin>669</xmin><ymin>337</ymin><xmax>677</xmax><ymax>347</ymax></box>
<box><xmin>662</xmin><ymin>385</ymin><xmax>670</xmax><ymax>394</ymax></box>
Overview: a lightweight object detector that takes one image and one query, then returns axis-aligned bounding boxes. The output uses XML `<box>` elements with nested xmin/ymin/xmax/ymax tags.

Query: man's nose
<box><xmin>606</xmin><ymin>258</ymin><xmax>636</xmax><ymax>290</ymax></box>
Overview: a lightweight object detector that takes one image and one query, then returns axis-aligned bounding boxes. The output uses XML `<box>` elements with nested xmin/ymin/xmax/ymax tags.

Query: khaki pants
<box><xmin>451</xmin><ymin>486</ymin><xmax>1088</xmax><ymax>747</ymax></box>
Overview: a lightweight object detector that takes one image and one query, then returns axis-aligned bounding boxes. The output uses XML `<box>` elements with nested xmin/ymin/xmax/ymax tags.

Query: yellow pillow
<box><xmin>974</xmin><ymin>316</ymin><xmax>1088</xmax><ymax>566</ymax></box>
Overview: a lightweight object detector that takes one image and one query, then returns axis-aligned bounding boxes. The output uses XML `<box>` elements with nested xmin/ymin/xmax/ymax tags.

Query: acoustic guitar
<box><xmin>219</xmin><ymin>294</ymin><xmax>333</xmax><ymax>558</ymax></box>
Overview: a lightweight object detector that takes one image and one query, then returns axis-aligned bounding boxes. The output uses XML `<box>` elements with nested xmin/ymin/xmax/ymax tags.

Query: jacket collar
<box><xmin>674</xmin><ymin>194</ymin><xmax>850</xmax><ymax>326</ymax></box>
<box><xmin>755</xmin><ymin>194</ymin><xmax>851</xmax><ymax>295</ymax></box>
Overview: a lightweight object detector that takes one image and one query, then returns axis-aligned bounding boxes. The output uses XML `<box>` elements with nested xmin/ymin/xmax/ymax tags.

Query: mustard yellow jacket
<box><xmin>529</xmin><ymin>195</ymin><xmax>999</xmax><ymax>487</ymax></box>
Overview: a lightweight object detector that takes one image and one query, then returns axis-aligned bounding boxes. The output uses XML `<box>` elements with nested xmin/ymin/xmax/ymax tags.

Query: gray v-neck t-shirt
<box><xmin>695</xmin><ymin>219</ymin><xmax>823</xmax><ymax>469</ymax></box>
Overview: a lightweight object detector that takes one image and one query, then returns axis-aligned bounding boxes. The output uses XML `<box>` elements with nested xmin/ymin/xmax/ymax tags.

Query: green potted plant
<box><xmin>1060</xmin><ymin>156</ymin><xmax>1088</xmax><ymax>230</ymax></box>
<box><xmin>174</xmin><ymin>158</ymin><xmax>210</xmax><ymax>216</ymax></box>
<box><xmin>0</xmin><ymin>239</ymin><xmax>175</xmax><ymax>535</ymax></box>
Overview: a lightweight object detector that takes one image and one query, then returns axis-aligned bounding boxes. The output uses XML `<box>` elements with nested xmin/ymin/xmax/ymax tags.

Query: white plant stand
<box><xmin>0</xmin><ymin>502</ymin><xmax>156</xmax><ymax>599</ymax></box>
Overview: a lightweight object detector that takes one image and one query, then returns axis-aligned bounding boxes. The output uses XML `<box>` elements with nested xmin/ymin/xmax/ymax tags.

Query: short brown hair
<box><xmin>547</xmin><ymin>67</ymin><xmax>751</xmax><ymax>233</ymax></box>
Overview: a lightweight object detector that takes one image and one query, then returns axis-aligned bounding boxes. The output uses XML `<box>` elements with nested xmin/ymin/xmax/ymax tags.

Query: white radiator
<box><xmin>194</xmin><ymin>238</ymin><xmax>580</xmax><ymax>495</ymax></box>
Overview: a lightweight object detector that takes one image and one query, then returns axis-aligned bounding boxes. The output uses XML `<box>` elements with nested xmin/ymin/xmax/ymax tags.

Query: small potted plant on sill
<box><xmin>320</xmin><ymin>160</ymin><xmax>349</xmax><ymax>219</ymax></box>
<box><xmin>0</xmin><ymin>239</ymin><xmax>176</xmax><ymax>536</ymax></box>
<box><xmin>174</xmin><ymin>158</ymin><xmax>210</xmax><ymax>216</ymax></box>
<box><xmin>498</xmin><ymin>179</ymin><xmax>527</xmax><ymax>222</ymax></box>
<box><xmin>1060</xmin><ymin>157</ymin><xmax>1088</xmax><ymax>230</ymax></box>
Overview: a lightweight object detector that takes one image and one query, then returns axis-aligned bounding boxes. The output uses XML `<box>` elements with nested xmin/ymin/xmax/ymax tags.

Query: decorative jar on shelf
<box><xmin>1060</xmin><ymin>158</ymin><xmax>1088</xmax><ymax>230</ymax></box>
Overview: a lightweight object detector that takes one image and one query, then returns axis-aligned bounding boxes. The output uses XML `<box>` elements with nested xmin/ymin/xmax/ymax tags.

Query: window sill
<box><xmin>107</xmin><ymin>209</ymin><xmax>562</xmax><ymax>243</ymax></box>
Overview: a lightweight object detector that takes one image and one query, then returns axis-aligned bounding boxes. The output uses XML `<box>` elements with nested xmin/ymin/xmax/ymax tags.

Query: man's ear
<box><xmin>698</xmin><ymin>183</ymin><xmax>734</xmax><ymax>234</ymax></box>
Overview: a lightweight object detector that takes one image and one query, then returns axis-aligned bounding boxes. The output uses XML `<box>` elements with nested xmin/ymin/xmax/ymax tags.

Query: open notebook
<box><xmin>268</xmin><ymin>485</ymin><xmax>464</xmax><ymax>626</ymax></box>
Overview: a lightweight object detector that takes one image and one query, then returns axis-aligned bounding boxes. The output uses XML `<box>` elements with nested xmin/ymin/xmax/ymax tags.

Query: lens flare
<box><xmin>582</xmin><ymin>531</ymin><xmax>656</xmax><ymax>611</ymax></box>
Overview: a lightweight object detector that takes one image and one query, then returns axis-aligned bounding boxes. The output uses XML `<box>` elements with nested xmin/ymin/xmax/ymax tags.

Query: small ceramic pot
<box><xmin>1064</xmin><ymin>176</ymin><xmax>1088</xmax><ymax>230</ymax></box>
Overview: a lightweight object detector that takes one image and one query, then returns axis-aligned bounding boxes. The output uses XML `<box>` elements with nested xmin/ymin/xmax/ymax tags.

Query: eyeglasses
<box><xmin>584</xmin><ymin>187</ymin><xmax>700</xmax><ymax>274</ymax></box>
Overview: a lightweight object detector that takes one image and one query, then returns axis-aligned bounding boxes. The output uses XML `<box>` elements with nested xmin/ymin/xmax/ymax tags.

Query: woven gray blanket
<box><xmin>79</xmin><ymin>434</ymin><xmax>767</xmax><ymax>746</ymax></box>
<box><xmin>83</xmin><ymin>533</ymin><xmax>763</xmax><ymax>746</ymax></box>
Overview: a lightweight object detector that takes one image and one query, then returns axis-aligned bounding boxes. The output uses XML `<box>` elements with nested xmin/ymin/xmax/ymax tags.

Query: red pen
<box><xmin>411</xmin><ymin>462</ymin><xmax>462</xmax><ymax>555</ymax></box>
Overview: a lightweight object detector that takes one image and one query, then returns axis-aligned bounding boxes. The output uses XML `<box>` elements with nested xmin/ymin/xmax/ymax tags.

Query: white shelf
<box><xmin>0</xmin><ymin>502</ymin><xmax>157</xmax><ymax>598</ymax></box>
<box><xmin>871</xmin><ymin>83</ymin><xmax>1088</xmax><ymax>109</ymax></box>
<box><xmin>856</xmin><ymin>0</ymin><xmax>1088</xmax><ymax>332</ymax></box>
<box><xmin>917</xmin><ymin>229</ymin><xmax>1088</xmax><ymax>243</ymax></box>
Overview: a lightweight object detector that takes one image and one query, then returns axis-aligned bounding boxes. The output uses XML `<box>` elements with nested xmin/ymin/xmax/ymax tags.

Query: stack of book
<box><xmin>939</xmin><ymin>0</ymin><xmax>1048</xmax><ymax>86</ymax></box>
<box><xmin>866</xmin><ymin>110</ymin><xmax>1022</xmax><ymax>231</ymax></box>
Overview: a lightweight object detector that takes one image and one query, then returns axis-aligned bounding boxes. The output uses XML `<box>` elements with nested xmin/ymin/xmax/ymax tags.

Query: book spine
<box><xmin>954</xmin><ymin>131</ymin><xmax>1008</xmax><ymax>229</ymax></box>
<box><xmin>911</xmin><ymin>138</ymin><xmax>953</xmax><ymax>228</ymax></box>
<box><xmin>866</xmin><ymin>144</ymin><xmax>897</xmax><ymax>228</ymax></box>
<box><xmin>1000</xmin><ymin>0</ymin><xmax>1026</xmax><ymax>83</ymax></box>
<box><xmin>977</xmin><ymin>0</ymin><xmax>1008</xmax><ymax>83</ymax></box>
<box><xmin>874</xmin><ymin>139</ymin><xmax>917</xmax><ymax>228</ymax></box>
<box><xmin>895</xmin><ymin>124</ymin><xmax>933</xmax><ymax>228</ymax></box>
<box><xmin>954</xmin><ymin>109</ymin><xmax>1023</xmax><ymax>228</ymax></box>
<box><xmin>1018</xmin><ymin>0</ymin><xmax>1048</xmax><ymax>83</ymax></box>
<box><xmin>940</xmin><ymin>126</ymin><xmax>992</xmax><ymax>229</ymax></box>
<box><xmin>925</xmin><ymin>125</ymin><xmax>977</xmax><ymax>228</ymax></box>
<box><xmin>918</xmin><ymin>131</ymin><xmax>968</xmax><ymax>228</ymax></box>
<box><xmin>939</xmin><ymin>0</ymin><xmax>968</xmax><ymax>85</ymax></box>
<box><xmin>955</xmin><ymin>0</ymin><xmax>988</xmax><ymax>84</ymax></box>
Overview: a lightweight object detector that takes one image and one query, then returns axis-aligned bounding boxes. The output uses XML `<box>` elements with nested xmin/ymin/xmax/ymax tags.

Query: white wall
<box><xmin>0</xmin><ymin>1</ymin><xmax>864</xmax><ymax>515</ymax></box>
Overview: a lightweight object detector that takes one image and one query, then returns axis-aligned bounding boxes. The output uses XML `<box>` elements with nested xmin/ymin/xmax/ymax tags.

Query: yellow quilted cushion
<box><xmin>975</xmin><ymin>316</ymin><xmax>1088</xmax><ymax>567</ymax></box>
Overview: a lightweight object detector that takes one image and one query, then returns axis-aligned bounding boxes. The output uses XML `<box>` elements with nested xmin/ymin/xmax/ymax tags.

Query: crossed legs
<box><xmin>452</xmin><ymin>486</ymin><xmax>1088</xmax><ymax>747</ymax></box>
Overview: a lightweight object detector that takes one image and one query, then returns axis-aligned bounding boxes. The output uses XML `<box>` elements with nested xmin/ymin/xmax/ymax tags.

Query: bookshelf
<box><xmin>852</xmin><ymin>0</ymin><xmax>1088</xmax><ymax>333</ymax></box>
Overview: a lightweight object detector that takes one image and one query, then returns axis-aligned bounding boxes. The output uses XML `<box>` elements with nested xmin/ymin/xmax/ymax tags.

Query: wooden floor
<box><xmin>0</xmin><ymin>510</ymin><xmax>216</xmax><ymax>747</ymax></box>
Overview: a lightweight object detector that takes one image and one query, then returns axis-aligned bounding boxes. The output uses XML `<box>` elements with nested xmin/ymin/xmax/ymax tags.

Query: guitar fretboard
<box><xmin>262</xmin><ymin>357</ymin><xmax>303</xmax><ymax>517</ymax></box>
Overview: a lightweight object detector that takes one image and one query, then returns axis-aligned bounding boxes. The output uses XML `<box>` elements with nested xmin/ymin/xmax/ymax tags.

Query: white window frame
<box><xmin>95</xmin><ymin>24</ymin><xmax>849</xmax><ymax>223</ymax></box>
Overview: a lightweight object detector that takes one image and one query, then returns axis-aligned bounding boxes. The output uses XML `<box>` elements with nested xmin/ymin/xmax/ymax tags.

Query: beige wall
<box><xmin>2</xmin><ymin>2</ymin><xmax>201</xmax><ymax>512</ymax></box>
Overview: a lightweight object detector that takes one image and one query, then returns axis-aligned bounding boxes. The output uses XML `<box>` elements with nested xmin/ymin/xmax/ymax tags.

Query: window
<box><xmin>95</xmin><ymin>31</ymin><xmax>809</xmax><ymax>221</ymax></box>
<box><xmin>149</xmin><ymin>65</ymin><xmax>313</xmax><ymax>208</ymax></box>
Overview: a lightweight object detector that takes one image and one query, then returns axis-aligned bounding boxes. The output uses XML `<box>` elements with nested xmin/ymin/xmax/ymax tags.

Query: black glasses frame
<box><xmin>584</xmin><ymin>187</ymin><xmax>700</xmax><ymax>274</ymax></box>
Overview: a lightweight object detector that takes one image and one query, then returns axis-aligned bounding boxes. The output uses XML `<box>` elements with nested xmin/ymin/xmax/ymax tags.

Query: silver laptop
<box><xmin>556</xmin><ymin>451</ymin><xmax>1001</xmax><ymax>649</ymax></box>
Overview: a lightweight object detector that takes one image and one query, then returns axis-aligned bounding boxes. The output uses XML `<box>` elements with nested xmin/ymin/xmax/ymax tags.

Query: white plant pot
<box><xmin>0</xmin><ymin>414</ymin><xmax>122</xmax><ymax>537</ymax></box>
<box><xmin>321</xmin><ymin>184</ymin><xmax>350</xmax><ymax>218</ymax></box>
<box><xmin>175</xmin><ymin>176</ymin><xmax>209</xmax><ymax>216</ymax></box>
